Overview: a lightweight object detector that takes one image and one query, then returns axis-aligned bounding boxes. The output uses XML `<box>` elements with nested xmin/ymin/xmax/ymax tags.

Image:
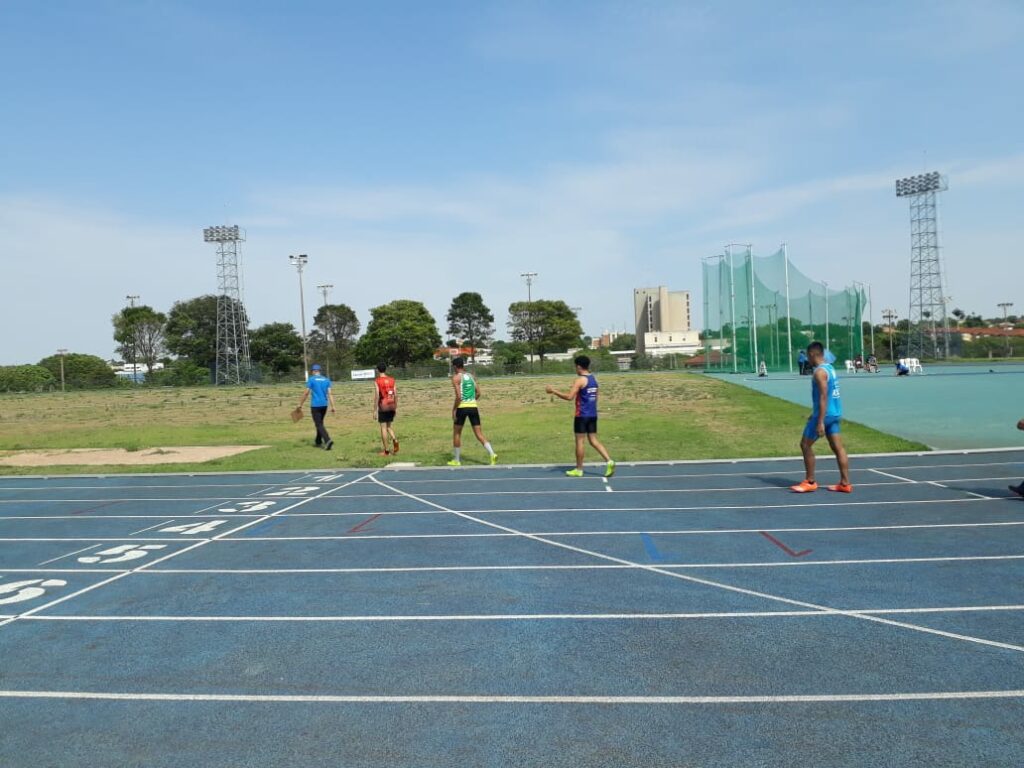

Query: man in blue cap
<box><xmin>296</xmin><ymin>364</ymin><xmax>336</xmax><ymax>450</ymax></box>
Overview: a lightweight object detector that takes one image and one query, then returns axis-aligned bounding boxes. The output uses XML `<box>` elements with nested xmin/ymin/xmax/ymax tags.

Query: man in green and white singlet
<box><xmin>448</xmin><ymin>356</ymin><xmax>498</xmax><ymax>466</ymax></box>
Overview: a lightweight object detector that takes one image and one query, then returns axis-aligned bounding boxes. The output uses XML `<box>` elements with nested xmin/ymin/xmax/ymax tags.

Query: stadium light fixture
<box><xmin>894</xmin><ymin>172</ymin><xmax>947</xmax><ymax>198</ymax></box>
<box><xmin>57</xmin><ymin>348</ymin><xmax>68</xmax><ymax>393</ymax></box>
<box><xmin>203</xmin><ymin>225</ymin><xmax>244</xmax><ymax>243</ymax></box>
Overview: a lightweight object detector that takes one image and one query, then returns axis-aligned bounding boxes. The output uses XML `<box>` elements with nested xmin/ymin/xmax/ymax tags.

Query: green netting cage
<box><xmin>701</xmin><ymin>246</ymin><xmax>869</xmax><ymax>373</ymax></box>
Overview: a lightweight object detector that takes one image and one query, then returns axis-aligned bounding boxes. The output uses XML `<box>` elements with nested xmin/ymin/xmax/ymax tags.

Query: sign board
<box><xmin>351</xmin><ymin>368</ymin><xmax>376</xmax><ymax>381</ymax></box>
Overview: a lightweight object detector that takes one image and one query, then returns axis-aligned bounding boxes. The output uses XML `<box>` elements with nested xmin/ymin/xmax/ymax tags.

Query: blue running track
<box><xmin>1</xmin><ymin>451</ymin><xmax>1024</xmax><ymax>767</ymax></box>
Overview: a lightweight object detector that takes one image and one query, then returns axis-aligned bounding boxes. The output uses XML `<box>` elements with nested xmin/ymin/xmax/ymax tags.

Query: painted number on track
<box><xmin>160</xmin><ymin>520</ymin><xmax>229</xmax><ymax>535</ymax></box>
<box><xmin>0</xmin><ymin>578</ymin><xmax>68</xmax><ymax>606</ymax></box>
<box><xmin>218</xmin><ymin>500</ymin><xmax>277</xmax><ymax>513</ymax></box>
<box><xmin>78</xmin><ymin>544</ymin><xmax>168</xmax><ymax>564</ymax></box>
<box><xmin>265</xmin><ymin>486</ymin><xmax>320</xmax><ymax>497</ymax></box>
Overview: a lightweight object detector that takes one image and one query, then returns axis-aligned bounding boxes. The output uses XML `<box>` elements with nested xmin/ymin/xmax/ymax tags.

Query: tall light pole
<box><xmin>520</xmin><ymin>272</ymin><xmax>538</xmax><ymax>371</ymax></box>
<box><xmin>882</xmin><ymin>309</ymin><xmax>898</xmax><ymax>361</ymax></box>
<box><xmin>316</xmin><ymin>284</ymin><xmax>333</xmax><ymax>376</ymax></box>
<box><xmin>57</xmin><ymin>348</ymin><xmax>67</xmax><ymax>393</ymax></box>
<box><xmin>203</xmin><ymin>225</ymin><xmax>252</xmax><ymax>385</ymax></box>
<box><xmin>895</xmin><ymin>171</ymin><xmax>951</xmax><ymax>359</ymax></box>
<box><xmin>125</xmin><ymin>294</ymin><xmax>140</xmax><ymax>381</ymax></box>
<box><xmin>290</xmin><ymin>255</ymin><xmax>310</xmax><ymax>378</ymax></box>
<box><xmin>998</xmin><ymin>302</ymin><xmax>1014</xmax><ymax>356</ymax></box>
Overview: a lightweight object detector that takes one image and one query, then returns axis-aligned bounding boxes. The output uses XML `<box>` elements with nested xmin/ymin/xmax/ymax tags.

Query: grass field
<box><xmin>0</xmin><ymin>372</ymin><xmax>926</xmax><ymax>474</ymax></box>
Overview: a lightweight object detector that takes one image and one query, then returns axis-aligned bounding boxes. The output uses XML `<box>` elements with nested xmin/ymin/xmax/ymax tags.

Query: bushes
<box><xmin>37</xmin><ymin>353</ymin><xmax>117</xmax><ymax>389</ymax></box>
<box><xmin>0</xmin><ymin>365</ymin><xmax>56</xmax><ymax>392</ymax></box>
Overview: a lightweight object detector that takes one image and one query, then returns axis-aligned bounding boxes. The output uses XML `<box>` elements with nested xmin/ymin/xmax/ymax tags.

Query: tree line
<box><xmin>0</xmin><ymin>292</ymin><xmax>588</xmax><ymax>391</ymax></box>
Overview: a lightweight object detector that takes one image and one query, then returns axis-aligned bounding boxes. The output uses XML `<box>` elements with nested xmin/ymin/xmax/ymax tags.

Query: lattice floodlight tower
<box><xmin>203</xmin><ymin>225</ymin><xmax>253</xmax><ymax>384</ymax></box>
<box><xmin>894</xmin><ymin>171</ymin><xmax>950</xmax><ymax>359</ymax></box>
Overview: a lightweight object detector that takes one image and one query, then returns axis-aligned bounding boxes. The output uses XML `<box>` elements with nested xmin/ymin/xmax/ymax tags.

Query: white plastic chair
<box><xmin>908</xmin><ymin>358</ymin><xmax>923</xmax><ymax>373</ymax></box>
<box><xmin>845</xmin><ymin>360</ymin><xmax>856</xmax><ymax>373</ymax></box>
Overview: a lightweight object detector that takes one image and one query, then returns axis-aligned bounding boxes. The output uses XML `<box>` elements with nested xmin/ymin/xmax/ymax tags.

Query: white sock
<box><xmin>484</xmin><ymin>442</ymin><xmax>495</xmax><ymax>456</ymax></box>
<box><xmin>454</xmin><ymin>447</ymin><xmax>461</xmax><ymax>461</ymax></box>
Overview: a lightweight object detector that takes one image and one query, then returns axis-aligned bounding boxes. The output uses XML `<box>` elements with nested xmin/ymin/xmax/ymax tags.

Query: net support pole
<box><xmin>702</xmin><ymin>258</ymin><xmax>711</xmax><ymax>369</ymax></box>
<box><xmin>728</xmin><ymin>249</ymin><xmax>738</xmax><ymax>373</ymax></box>
<box><xmin>748</xmin><ymin>245</ymin><xmax>758</xmax><ymax>373</ymax></box>
<box><xmin>783</xmin><ymin>242</ymin><xmax>793</xmax><ymax>373</ymax></box>
<box><xmin>868</xmin><ymin>283</ymin><xmax>875</xmax><ymax>355</ymax></box>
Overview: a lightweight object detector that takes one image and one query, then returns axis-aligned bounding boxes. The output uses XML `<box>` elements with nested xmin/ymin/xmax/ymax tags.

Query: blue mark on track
<box><xmin>640</xmin><ymin>533</ymin><xmax>666</xmax><ymax>562</ymax></box>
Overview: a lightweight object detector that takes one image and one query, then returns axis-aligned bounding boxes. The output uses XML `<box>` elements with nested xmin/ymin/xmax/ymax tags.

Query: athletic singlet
<box><xmin>810</xmin><ymin>363</ymin><xmax>842</xmax><ymax>420</ymax></box>
<box><xmin>458</xmin><ymin>373</ymin><xmax>478</xmax><ymax>407</ymax></box>
<box><xmin>376</xmin><ymin>375</ymin><xmax>396</xmax><ymax>411</ymax></box>
<box><xmin>575</xmin><ymin>374</ymin><xmax>598</xmax><ymax>418</ymax></box>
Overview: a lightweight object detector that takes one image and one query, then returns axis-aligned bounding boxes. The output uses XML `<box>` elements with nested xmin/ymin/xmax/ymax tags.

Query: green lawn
<box><xmin>0</xmin><ymin>373</ymin><xmax>926</xmax><ymax>474</ymax></box>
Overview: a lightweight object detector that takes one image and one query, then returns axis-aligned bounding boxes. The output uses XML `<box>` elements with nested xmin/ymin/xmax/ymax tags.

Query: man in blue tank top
<box><xmin>546</xmin><ymin>355</ymin><xmax>615</xmax><ymax>478</ymax></box>
<box><xmin>790</xmin><ymin>341</ymin><xmax>852</xmax><ymax>493</ymax></box>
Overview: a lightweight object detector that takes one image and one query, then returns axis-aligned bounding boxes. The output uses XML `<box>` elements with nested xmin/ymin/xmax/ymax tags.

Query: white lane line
<box><xmin>0</xmin><ymin>497</ymin><xmax>240</xmax><ymax>504</ymax></box>
<box><xmin>965</xmin><ymin>491</ymin><xmax>996</xmax><ymax>500</ymax></box>
<box><xmin>334</xmin><ymin>480</ymin><xmax>914</xmax><ymax>497</ymax></box>
<box><xmin>1</xmin><ymin>689</ymin><xmax>1023</xmax><ymax>705</ymax></box>
<box><xmin>0</xmin><ymin>538</ymin><xmax>203</xmax><ymax>543</ymax></box>
<box><xmin>870</xmin><ymin>468</ymin><xmax>917</xmax><ymax>483</ymax></box>
<box><xmin>375</xmin><ymin>460</ymin><xmax>1024</xmax><ymax>484</ymax></box>
<box><xmin>371</xmin><ymin>476</ymin><xmax>1024</xmax><ymax>655</ymax></box>
<box><xmin>129</xmin><ymin>519</ymin><xmax>176</xmax><ymax>536</ymax></box>
<box><xmin>36</xmin><ymin>543</ymin><xmax>103</xmax><ymax>566</ymax></box>
<box><xmin>214</xmin><ymin>520</ymin><xmax>1024</xmax><ymax>541</ymax></box>
<box><xmin>20</xmin><ymin>605</ymin><xmax>1024</xmax><ymax>622</ymax></box>
<box><xmin>0</xmin><ymin>515</ymin><xmax>262</xmax><ymax>521</ymax></box>
<box><xmin>929</xmin><ymin>481</ymin><xmax>948</xmax><ymax>488</ymax></box>
<box><xmin>139</xmin><ymin>554</ymin><xmax>1024</xmax><ymax>574</ymax></box>
<box><xmin>0</xmin><ymin>473</ymin><xmax>377</xmax><ymax>631</ymax></box>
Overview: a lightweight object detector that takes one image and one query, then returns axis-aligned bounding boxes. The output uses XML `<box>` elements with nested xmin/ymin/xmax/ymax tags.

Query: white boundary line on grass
<box><xmin>369</xmin><ymin>475</ymin><xmax>1024</xmax><ymax>655</ymax></box>
<box><xmin>0</xmin><ymin>472</ymin><xmax>376</xmax><ymax>631</ymax></box>
<box><xmin>1</xmin><ymin>688</ymin><xmax>1023</xmax><ymax>704</ymax></box>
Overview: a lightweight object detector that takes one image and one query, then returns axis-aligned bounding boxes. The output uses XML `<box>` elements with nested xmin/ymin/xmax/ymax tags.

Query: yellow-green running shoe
<box><xmin>447</xmin><ymin>460</ymin><xmax>462</xmax><ymax>467</ymax></box>
<box><xmin>565</xmin><ymin>468</ymin><xmax>584</xmax><ymax>477</ymax></box>
<box><xmin>604</xmin><ymin>460</ymin><xmax>616</xmax><ymax>478</ymax></box>
<box><xmin>489</xmin><ymin>453</ymin><xmax>498</xmax><ymax>466</ymax></box>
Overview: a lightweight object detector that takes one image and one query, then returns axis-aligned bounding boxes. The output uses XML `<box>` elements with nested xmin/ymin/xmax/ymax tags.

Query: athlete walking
<box><xmin>448</xmin><ymin>357</ymin><xmax>497</xmax><ymax>466</ymax></box>
<box><xmin>372</xmin><ymin>363</ymin><xmax>399</xmax><ymax>456</ymax></box>
<box><xmin>296</xmin><ymin>363</ymin><xmax>336</xmax><ymax>450</ymax></box>
<box><xmin>546</xmin><ymin>355</ymin><xmax>615</xmax><ymax>478</ymax></box>
<box><xmin>790</xmin><ymin>341</ymin><xmax>852</xmax><ymax>493</ymax></box>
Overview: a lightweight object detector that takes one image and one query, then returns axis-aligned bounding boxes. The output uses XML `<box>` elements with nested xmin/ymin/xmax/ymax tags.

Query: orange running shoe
<box><xmin>790</xmin><ymin>480</ymin><xmax>818</xmax><ymax>493</ymax></box>
<box><xmin>392</xmin><ymin>440</ymin><xmax>400</xmax><ymax>454</ymax></box>
<box><xmin>827</xmin><ymin>483</ymin><xmax>853</xmax><ymax>493</ymax></box>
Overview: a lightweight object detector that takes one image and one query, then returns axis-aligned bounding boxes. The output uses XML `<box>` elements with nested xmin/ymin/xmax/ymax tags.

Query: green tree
<box><xmin>609</xmin><ymin>333</ymin><xmax>636</xmax><ymax>351</ymax></box>
<box><xmin>0</xmin><ymin>365</ymin><xmax>55</xmax><ymax>392</ymax></box>
<box><xmin>112</xmin><ymin>304</ymin><xmax>167</xmax><ymax>373</ymax></box>
<box><xmin>250</xmin><ymin>322</ymin><xmax>304</xmax><ymax>374</ymax></box>
<box><xmin>507</xmin><ymin>300</ymin><xmax>583</xmax><ymax>361</ymax></box>
<box><xmin>446</xmin><ymin>292</ymin><xmax>494</xmax><ymax>362</ymax></box>
<box><xmin>309</xmin><ymin>304</ymin><xmax>360</xmax><ymax>373</ymax></box>
<box><xmin>490</xmin><ymin>340</ymin><xmax>528</xmax><ymax>372</ymax></box>
<box><xmin>354</xmin><ymin>300</ymin><xmax>442</xmax><ymax>368</ymax></box>
<box><xmin>37</xmin><ymin>353</ymin><xmax>117</xmax><ymax>389</ymax></box>
<box><xmin>165</xmin><ymin>295</ymin><xmax>249</xmax><ymax>370</ymax></box>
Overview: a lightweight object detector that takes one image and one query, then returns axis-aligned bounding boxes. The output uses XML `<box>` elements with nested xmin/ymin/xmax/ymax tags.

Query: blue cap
<box><xmin>311</xmin><ymin>364</ymin><xmax>322</xmax><ymax>371</ymax></box>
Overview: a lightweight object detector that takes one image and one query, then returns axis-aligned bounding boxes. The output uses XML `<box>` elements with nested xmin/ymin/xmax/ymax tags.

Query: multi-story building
<box><xmin>632</xmin><ymin>287</ymin><xmax>700</xmax><ymax>356</ymax></box>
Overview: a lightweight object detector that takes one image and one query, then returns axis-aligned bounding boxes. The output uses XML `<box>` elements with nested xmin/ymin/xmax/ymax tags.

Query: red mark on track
<box><xmin>346</xmin><ymin>513</ymin><xmax>382</xmax><ymax>535</ymax></box>
<box><xmin>71</xmin><ymin>501</ymin><xmax>122</xmax><ymax>516</ymax></box>
<box><xmin>759</xmin><ymin>531</ymin><xmax>812</xmax><ymax>558</ymax></box>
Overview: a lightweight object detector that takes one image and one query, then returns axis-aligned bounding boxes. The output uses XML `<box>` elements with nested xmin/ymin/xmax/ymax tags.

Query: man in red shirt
<box><xmin>373</xmin><ymin>363</ymin><xmax>399</xmax><ymax>456</ymax></box>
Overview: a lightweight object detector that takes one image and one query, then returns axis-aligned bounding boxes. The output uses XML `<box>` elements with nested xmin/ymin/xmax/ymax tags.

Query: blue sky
<box><xmin>1</xmin><ymin>0</ymin><xmax>1022</xmax><ymax>363</ymax></box>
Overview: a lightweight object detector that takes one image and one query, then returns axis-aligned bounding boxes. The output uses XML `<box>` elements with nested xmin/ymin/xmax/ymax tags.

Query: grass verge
<box><xmin>0</xmin><ymin>372</ymin><xmax>927</xmax><ymax>474</ymax></box>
